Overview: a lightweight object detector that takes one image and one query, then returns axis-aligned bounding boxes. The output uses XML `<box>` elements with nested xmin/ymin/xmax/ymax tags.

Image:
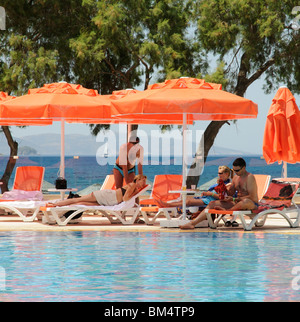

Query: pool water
<box><xmin>0</xmin><ymin>231</ymin><xmax>299</xmax><ymax>302</ymax></box>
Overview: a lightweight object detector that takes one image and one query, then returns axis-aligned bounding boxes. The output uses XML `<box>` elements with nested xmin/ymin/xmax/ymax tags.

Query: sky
<box><xmin>8</xmin><ymin>78</ymin><xmax>300</xmax><ymax>156</ymax></box>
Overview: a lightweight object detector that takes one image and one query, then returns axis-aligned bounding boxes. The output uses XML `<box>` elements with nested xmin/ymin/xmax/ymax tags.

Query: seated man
<box><xmin>180</xmin><ymin>158</ymin><xmax>258</xmax><ymax>229</ymax></box>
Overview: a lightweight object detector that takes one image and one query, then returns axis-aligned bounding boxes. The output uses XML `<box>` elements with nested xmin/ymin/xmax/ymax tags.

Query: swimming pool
<box><xmin>0</xmin><ymin>231</ymin><xmax>299</xmax><ymax>302</ymax></box>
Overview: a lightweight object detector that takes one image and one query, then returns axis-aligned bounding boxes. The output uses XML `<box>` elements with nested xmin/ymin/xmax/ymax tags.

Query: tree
<box><xmin>0</xmin><ymin>0</ymin><xmax>84</xmax><ymax>191</ymax></box>
<box><xmin>70</xmin><ymin>0</ymin><xmax>205</xmax><ymax>135</ymax></box>
<box><xmin>187</xmin><ymin>0</ymin><xmax>300</xmax><ymax>186</ymax></box>
<box><xmin>0</xmin><ymin>0</ymin><xmax>205</xmax><ymax>190</ymax></box>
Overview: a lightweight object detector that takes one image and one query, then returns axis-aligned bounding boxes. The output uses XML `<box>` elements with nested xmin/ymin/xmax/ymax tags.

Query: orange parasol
<box><xmin>110</xmin><ymin>77</ymin><xmax>258</xmax><ymax>219</ymax></box>
<box><xmin>0</xmin><ymin>82</ymin><xmax>111</xmax><ymax>122</ymax></box>
<box><xmin>110</xmin><ymin>78</ymin><xmax>258</xmax><ymax>122</ymax></box>
<box><xmin>263</xmin><ymin>86</ymin><xmax>300</xmax><ymax>177</ymax></box>
<box><xmin>0</xmin><ymin>91</ymin><xmax>15</xmax><ymax>102</ymax></box>
<box><xmin>0</xmin><ymin>83</ymin><xmax>112</xmax><ymax>178</ymax></box>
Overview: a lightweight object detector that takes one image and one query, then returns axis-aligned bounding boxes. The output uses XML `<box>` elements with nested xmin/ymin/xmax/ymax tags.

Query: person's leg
<box><xmin>127</xmin><ymin>172</ymin><xmax>135</xmax><ymax>184</ymax></box>
<box><xmin>155</xmin><ymin>199</ymin><xmax>183</xmax><ymax>207</ymax></box>
<box><xmin>50</xmin><ymin>192</ymin><xmax>97</xmax><ymax>207</ymax></box>
<box><xmin>155</xmin><ymin>197</ymin><xmax>206</xmax><ymax>208</ymax></box>
<box><xmin>113</xmin><ymin>167</ymin><xmax>124</xmax><ymax>189</ymax></box>
<box><xmin>229</xmin><ymin>198</ymin><xmax>257</xmax><ymax>211</ymax></box>
<box><xmin>180</xmin><ymin>200</ymin><xmax>234</xmax><ymax>229</ymax></box>
<box><xmin>179</xmin><ymin>208</ymin><xmax>207</xmax><ymax>229</ymax></box>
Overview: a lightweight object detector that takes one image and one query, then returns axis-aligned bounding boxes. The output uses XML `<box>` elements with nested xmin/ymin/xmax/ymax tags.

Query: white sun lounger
<box><xmin>205</xmin><ymin>178</ymin><xmax>300</xmax><ymax>231</ymax></box>
<box><xmin>41</xmin><ymin>185</ymin><xmax>150</xmax><ymax>226</ymax></box>
<box><xmin>0</xmin><ymin>200</ymin><xmax>47</xmax><ymax>222</ymax></box>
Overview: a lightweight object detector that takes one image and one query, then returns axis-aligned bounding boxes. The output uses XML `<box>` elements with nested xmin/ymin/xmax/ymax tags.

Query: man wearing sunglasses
<box><xmin>180</xmin><ymin>157</ymin><xmax>258</xmax><ymax>229</ymax></box>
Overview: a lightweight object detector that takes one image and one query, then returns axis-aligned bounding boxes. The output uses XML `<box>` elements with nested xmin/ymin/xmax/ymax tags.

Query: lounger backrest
<box><xmin>13</xmin><ymin>166</ymin><xmax>45</xmax><ymax>191</ymax></box>
<box><xmin>101</xmin><ymin>174</ymin><xmax>125</xmax><ymax>190</ymax></box>
<box><xmin>259</xmin><ymin>179</ymin><xmax>300</xmax><ymax>209</ymax></box>
<box><xmin>120</xmin><ymin>184</ymin><xmax>151</xmax><ymax>209</ymax></box>
<box><xmin>151</xmin><ymin>174</ymin><xmax>183</xmax><ymax>202</ymax></box>
<box><xmin>253</xmin><ymin>174</ymin><xmax>271</xmax><ymax>201</ymax></box>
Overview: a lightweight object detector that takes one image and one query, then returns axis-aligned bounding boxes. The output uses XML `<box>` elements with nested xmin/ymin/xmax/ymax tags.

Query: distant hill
<box><xmin>0</xmin><ymin>132</ymin><xmax>251</xmax><ymax>156</ymax></box>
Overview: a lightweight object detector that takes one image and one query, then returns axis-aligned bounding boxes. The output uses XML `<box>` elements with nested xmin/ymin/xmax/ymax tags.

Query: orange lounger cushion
<box><xmin>207</xmin><ymin>209</ymin><xmax>234</xmax><ymax>215</ymax></box>
<box><xmin>140</xmin><ymin>206</ymin><xmax>159</xmax><ymax>212</ymax></box>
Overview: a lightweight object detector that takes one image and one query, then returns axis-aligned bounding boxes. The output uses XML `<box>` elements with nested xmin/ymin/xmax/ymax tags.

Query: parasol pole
<box><xmin>282</xmin><ymin>161</ymin><xmax>288</xmax><ymax>178</ymax></box>
<box><xmin>182</xmin><ymin>113</ymin><xmax>187</xmax><ymax>220</ymax></box>
<box><xmin>60</xmin><ymin>119</ymin><xmax>65</xmax><ymax>179</ymax></box>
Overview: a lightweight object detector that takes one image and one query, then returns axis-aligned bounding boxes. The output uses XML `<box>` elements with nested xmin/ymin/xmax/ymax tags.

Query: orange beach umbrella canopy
<box><xmin>111</xmin><ymin>78</ymin><xmax>258</xmax><ymax>216</ymax></box>
<box><xmin>0</xmin><ymin>91</ymin><xmax>15</xmax><ymax>102</ymax></box>
<box><xmin>263</xmin><ymin>86</ymin><xmax>300</xmax><ymax>165</ymax></box>
<box><xmin>0</xmin><ymin>83</ymin><xmax>112</xmax><ymax>178</ymax></box>
<box><xmin>0</xmin><ymin>82</ymin><xmax>111</xmax><ymax>125</ymax></box>
<box><xmin>110</xmin><ymin>78</ymin><xmax>258</xmax><ymax>123</ymax></box>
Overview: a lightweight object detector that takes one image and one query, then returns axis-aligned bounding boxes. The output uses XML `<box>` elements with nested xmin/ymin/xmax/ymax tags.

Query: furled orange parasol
<box><xmin>263</xmin><ymin>86</ymin><xmax>300</xmax><ymax>177</ymax></box>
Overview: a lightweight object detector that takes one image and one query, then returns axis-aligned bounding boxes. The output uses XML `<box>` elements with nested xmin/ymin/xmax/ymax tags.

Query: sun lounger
<box><xmin>160</xmin><ymin>174</ymin><xmax>271</xmax><ymax>228</ymax></box>
<box><xmin>225</xmin><ymin>174</ymin><xmax>271</xmax><ymax>224</ymax></box>
<box><xmin>205</xmin><ymin>178</ymin><xmax>300</xmax><ymax>231</ymax></box>
<box><xmin>139</xmin><ymin>174</ymin><xmax>182</xmax><ymax>225</ymax></box>
<box><xmin>0</xmin><ymin>166</ymin><xmax>45</xmax><ymax>221</ymax></box>
<box><xmin>101</xmin><ymin>174</ymin><xmax>125</xmax><ymax>190</ymax></box>
<box><xmin>1</xmin><ymin>166</ymin><xmax>45</xmax><ymax>200</ymax></box>
<box><xmin>41</xmin><ymin>185</ymin><xmax>150</xmax><ymax>226</ymax></box>
<box><xmin>0</xmin><ymin>200</ymin><xmax>47</xmax><ymax>222</ymax></box>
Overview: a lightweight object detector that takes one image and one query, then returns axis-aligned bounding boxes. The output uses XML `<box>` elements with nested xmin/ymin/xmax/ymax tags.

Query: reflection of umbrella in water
<box><xmin>0</xmin><ymin>82</ymin><xmax>112</xmax><ymax>179</ymax></box>
<box><xmin>263</xmin><ymin>86</ymin><xmax>300</xmax><ymax>177</ymax></box>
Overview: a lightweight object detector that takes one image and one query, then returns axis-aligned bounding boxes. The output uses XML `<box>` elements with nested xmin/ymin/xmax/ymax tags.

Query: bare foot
<box><xmin>179</xmin><ymin>222</ymin><xmax>195</xmax><ymax>230</ymax></box>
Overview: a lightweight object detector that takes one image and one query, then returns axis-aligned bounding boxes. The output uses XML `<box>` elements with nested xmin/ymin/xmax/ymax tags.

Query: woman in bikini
<box><xmin>49</xmin><ymin>175</ymin><xmax>147</xmax><ymax>207</ymax></box>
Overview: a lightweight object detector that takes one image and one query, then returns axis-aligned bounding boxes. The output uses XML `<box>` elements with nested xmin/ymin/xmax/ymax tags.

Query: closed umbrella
<box><xmin>263</xmin><ymin>86</ymin><xmax>300</xmax><ymax>177</ymax></box>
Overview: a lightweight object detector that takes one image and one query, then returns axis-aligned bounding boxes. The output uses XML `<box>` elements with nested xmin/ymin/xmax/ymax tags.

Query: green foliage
<box><xmin>193</xmin><ymin>0</ymin><xmax>300</xmax><ymax>94</ymax></box>
<box><xmin>0</xmin><ymin>0</ymin><xmax>299</xmax><ymax>126</ymax></box>
<box><xmin>0</xmin><ymin>34</ymin><xmax>58</xmax><ymax>95</ymax></box>
<box><xmin>70</xmin><ymin>0</ymin><xmax>205</xmax><ymax>91</ymax></box>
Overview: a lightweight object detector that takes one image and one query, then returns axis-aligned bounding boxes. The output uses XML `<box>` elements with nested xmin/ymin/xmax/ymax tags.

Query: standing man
<box><xmin>113</xmin><ymin>133</ymin><xmax>144</xmax><ymax>189</ymax></box>
<box><xmin>180</xmin><ymin>157</ymin><xmax>258</xmax><ymax>229</ymax></box>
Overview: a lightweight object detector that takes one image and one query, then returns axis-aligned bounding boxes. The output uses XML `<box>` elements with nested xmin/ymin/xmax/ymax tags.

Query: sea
<box><xmin>0</xmin><ymin>155</ymin><xmax>300</xmax><ymax>193</ymax></box>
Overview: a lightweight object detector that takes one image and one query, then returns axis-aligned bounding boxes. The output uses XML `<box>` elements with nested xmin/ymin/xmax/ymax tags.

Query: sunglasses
<box><xmin>233</xmin><ymin>167</ymin><xmax>243</xmax><ymax>173</ymax></box>
<box><xmin>218</xmin><ymin>172</ymin><xmax>225</xmax><ymax>175</ymax></box>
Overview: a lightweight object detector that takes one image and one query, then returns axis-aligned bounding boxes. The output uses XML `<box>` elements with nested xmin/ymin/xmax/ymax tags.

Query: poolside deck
<box><xmin>0</xmin><ymin>194</ymin><xmax>299</xmax><ymax>234</ymax></box>
<box><xmin>0</xmin><ymin>213</ymin><xmax>300</xmax><ymax>234</ymax></box>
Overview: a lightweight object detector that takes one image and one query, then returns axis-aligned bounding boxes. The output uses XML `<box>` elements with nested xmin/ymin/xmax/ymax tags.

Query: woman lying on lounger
<box><xmin>49</xmin><ymin>174</ymin><xmax>147</xmax><ymax>207</ymax></box>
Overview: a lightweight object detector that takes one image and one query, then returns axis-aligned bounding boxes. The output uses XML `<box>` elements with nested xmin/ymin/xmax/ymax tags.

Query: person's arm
<box><xmin>201</xmin><ymin>189</ymin><xmax>219</xmax><ymax>199</ymax></box>
<box><xmin>123</xmin><ymin>183</ymin><xmax>136</xmax><ymax>201</ymax></box>
<box><xmin>223</xmin><ymin>180</ymin><xmax>237</xmax><ymax>201</ymax></box>
<box><xmin>137</xmin><ymin>145</ymin><xmax>144</xmax><ymax>175</ymax></box>
<box><xmin>226</xmin><ymin>181</ymin><xmax>236</xmax><ymax>197</ymax></box>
